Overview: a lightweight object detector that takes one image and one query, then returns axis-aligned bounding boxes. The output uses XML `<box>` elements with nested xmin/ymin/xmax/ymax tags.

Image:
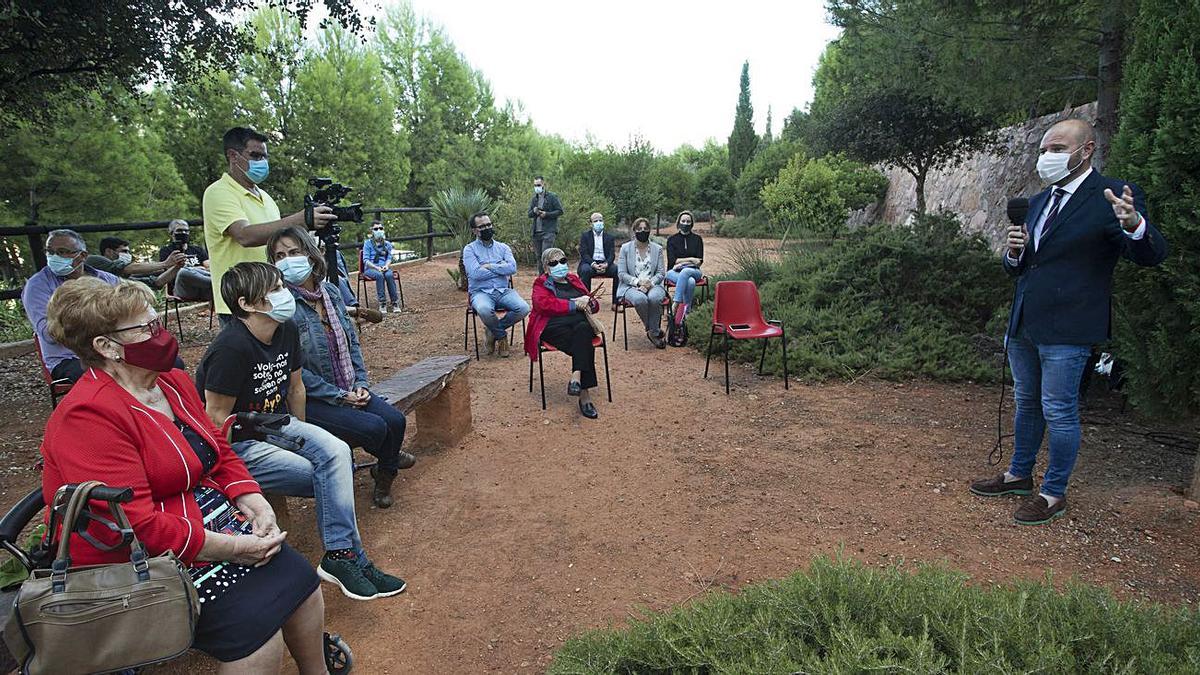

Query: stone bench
<box><xmin>266</xmin><ymin>355</ymin><xmax>472</xmax><ymax>524</ymax></box>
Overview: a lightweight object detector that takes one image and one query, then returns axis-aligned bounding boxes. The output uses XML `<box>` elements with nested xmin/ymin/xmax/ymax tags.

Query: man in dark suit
<box><xmin>527</xmin><ymin>175</ymin><xmax>564</xmax><ymax>274</ymax></box>
<box><xmin>970</xmin><ymin>118</ymin><xmax>1167</xmax><ymax>525</ymax></box>
<box><xmin>577</xmin><ymin>211</ymin><xmax>617</xmax><ymax>290</ymax></box>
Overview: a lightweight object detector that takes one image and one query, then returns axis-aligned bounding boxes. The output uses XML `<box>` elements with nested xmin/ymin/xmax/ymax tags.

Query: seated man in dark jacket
<box><xmin>576</xmin><ymin>211</ymin><xmax>617</xmax><ymax>291</ymax></box>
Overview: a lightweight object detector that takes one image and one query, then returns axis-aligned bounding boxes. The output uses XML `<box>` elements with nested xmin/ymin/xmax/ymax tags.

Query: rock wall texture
<box><xmin>849</xmin><ymin>102</ymin><xmax>1097</xmax><ymax>252</ymax></box>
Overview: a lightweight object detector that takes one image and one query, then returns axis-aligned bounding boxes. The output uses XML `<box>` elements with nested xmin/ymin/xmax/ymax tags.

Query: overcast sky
<box><xmin>390</xmin><ymin>0</ymin><xmax>841</xmax><ymax>152</ymax></box>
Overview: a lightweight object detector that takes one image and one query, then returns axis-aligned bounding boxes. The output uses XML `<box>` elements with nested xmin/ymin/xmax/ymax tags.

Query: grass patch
<box><xmin>550</xmin><ymin>556</ymin><xmax>1200</xmax><ymax>674</ymax></box>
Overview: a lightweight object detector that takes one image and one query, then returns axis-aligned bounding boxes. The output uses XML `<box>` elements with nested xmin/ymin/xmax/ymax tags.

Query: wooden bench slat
<box><xmin>372</xmin><ymin>355</ymin><xmax>471</xmax><ymax>414</ymax></box>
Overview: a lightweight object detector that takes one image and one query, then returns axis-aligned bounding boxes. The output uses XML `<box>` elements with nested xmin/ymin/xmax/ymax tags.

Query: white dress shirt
<box><xmin>592</xmin><ymin>231</ymin><xmax>606</xmax><ymax>262</ymax></box>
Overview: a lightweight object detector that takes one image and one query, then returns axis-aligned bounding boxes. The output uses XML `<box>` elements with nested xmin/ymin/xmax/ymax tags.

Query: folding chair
<box><xmin>528</xmin><ymin>334</ymin><xmax>612</xmax><ymax>410</ymax></box>
<box><xmin>611</xmin><ymin>293</ymin><xmax>670</xmax><ymax>351</ymax></box>
<box><xmin>32</xmin><ymin>336</ymin><xmax>72</xmax><ymax>409</ymax></box>
<box><xmin>463</xmin><ymin>276</ymin><xmax>525</xmax><ymax>357</ymax></box>
<box><xmin>703</xmin><ymin>280</ymin><xmax>789</xmax><ymax>394</ymax></box>
<box><xmin>356</xmin><ymin>249</ymin><xmax>404</xmax><ymax>311</ymax></box>
<box><xmin>163</xmin><ymin>281</ymin><xmax>214</xmax><ymax>344</ymax></box>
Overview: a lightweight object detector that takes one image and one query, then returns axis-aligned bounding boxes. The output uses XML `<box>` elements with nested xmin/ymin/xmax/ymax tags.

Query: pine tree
<box><xmin>1107</xmin><ymin>0</ymin><xmax>1200</xmax><ymax>434</ymax></box>
<box><xmin>727</xmin><ymin>61</ymin><xmax>757</xmax><ymax>179</ymax></box>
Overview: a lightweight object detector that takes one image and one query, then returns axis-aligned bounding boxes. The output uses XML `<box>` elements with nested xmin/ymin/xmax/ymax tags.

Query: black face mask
<box><xmin>634</xmin><ymin>231</ymin><xmax>650</xmax><ymax>242</ymax></box>
<box><xmin>679</xmin><ymin>222</ymin><xmax>693</xmax><ymax>233</ymax></box>
<box><xmin>478</xmin><ymin>228</ymin><xmax>494</xmax><ymax>241</ymax></box>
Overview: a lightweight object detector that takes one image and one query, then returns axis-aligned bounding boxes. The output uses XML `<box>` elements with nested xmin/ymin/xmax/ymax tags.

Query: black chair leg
<box><xmin>758</xmin><ymin>339</ymin><xmax>768</xmax><ymax>375</ymax></box>
<box><xmin>723</xmin><ymin>333</ymin><xmax>731</xmax><ymax>395</ymax></box>
<box><xmin>463</xmin><ymin>309</ymin><xmax>469</xmax><ymax>351</ymax></box>
<box><xmin>704</xmin><ymin>328</ymin><xmax>716</xmax><ymax>378</ymax></box>
<box><xmin>781</xmin><ymin>326</ymin><xmax>789</xmax><ymax>390</ymax></box>
<box><xmin>610</xmin><ymin>305</ymin><xmax>618</xmax><ymax>343</ymax></box>
<box><xmin>538</xmin><ymin>350</ymin><xmax>547</xmax><ymax>410</ymax></box>
<box><xmin>601</xmin><ymin>338</ymin><xmax>612</xmax><ymax>402</ymax></box>
<box><xmin>397</xmin><ymin>279</ymin><xmax>405</xmax><ymax>311</ymax></box>
<box><xmin>528</xmin><ymin>355</ymin><xmax>534</xmax><ymax>392</ymax></box>
<box><xmin>622</xmin><ymin>306</ymin><xmax>628</xmax><ymax>351</ymax></box>
<box><xmin>471</xmin><ymin>311</ymin><xmax>480</xmax><ymax>361</ymax></box>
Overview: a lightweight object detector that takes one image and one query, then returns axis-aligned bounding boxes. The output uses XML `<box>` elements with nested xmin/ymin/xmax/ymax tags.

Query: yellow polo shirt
<box><xmin>202</xmin><ymin>172</ymin><xmax>282</xmax><ymax>314</ymax></box>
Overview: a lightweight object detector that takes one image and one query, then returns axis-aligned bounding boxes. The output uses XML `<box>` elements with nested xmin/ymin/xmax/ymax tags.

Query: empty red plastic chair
<box><xmin>703</xmin><ymin>280</ymin><xmax>789</xmax><ymax>394</ymax></box>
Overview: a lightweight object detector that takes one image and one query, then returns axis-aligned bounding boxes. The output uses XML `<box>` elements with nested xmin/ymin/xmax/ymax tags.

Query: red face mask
<box><xmin>120</xmin><ymin>329</ymin><xmax>180</xmax><ymax>373</ymax></box>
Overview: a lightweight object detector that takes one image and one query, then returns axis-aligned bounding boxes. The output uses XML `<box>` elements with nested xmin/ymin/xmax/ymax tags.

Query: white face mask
<box><xmin>117</xmin><ymin>252</ymin><xmax>133</xmax><ymax>265</ymax></box>
<box><xmin>1036</xmin><ymin>145</ymin><xmax>1084</xmax><ymax>185</ymax></box>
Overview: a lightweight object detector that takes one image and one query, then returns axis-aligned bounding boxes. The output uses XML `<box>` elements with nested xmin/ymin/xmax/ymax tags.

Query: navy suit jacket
<box><xmin>1004</xmin><ymin>170</ymin><xmax>1168</xmax><ymax>345</ymax></box>
<box><xmin>577</xmin><ymin>230</ymin><xmax>616</xmax><ymax>267</ymax></box>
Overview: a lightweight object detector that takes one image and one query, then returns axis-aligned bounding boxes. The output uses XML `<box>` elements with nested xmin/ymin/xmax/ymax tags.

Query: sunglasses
<box><xmin>547</xmin><ymin>258</ymin><xmax>568</xmax><ymax>267</ymax></box>
<box><xmin>371</xmin><ymin>227</ymin><xmax>384</xmax><ymax>231</ymax></box>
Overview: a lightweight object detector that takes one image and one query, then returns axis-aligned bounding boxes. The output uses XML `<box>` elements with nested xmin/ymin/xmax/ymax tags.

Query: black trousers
<box><xmin>577</xmin><ymin>262</ymin><xmax>617</xmax><ymax>290</ymax></box>
<box><xmin>540</xmin><ymin>314</ymin><xmax>598</xmax><ymax>389</ymax></box>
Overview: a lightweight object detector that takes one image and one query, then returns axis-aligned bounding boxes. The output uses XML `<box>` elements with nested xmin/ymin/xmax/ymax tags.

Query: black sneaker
<box><xmin>1014</xmin><ymin>495</ymin><xmax>1067</xmax><ymax>525</ymax></box>
<box><xmin>362</xmin><ymin>562</ymin><xmax>407</xmax><ymax>597</ymax></box>
<box><xmin>318</xmin><ymin>555</ymin><xmax>378</xmax><ymax>601</ymax></box>
<box><xmin>969</xmin><ymin>473</ymin><xmax>1033</xmax><ymax>497</ymax></box>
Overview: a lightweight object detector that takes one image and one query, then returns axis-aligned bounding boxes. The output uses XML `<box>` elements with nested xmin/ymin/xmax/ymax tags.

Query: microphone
<box><xmin>1006</xmin><ymin>197</ymin><xmax>1029</xmax><ymax>226</ymax></box>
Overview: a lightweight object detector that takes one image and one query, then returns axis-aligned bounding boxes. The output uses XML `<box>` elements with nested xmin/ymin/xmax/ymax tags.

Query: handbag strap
<box><xmin>50</xmin><ymin>481</ymin><xmax>150</xmax><ymax>592</ymax></box>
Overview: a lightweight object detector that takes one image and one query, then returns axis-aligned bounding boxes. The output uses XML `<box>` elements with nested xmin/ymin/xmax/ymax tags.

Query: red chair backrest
<box><xmin>712</xmin><ymin>280</ymin><xmax>767</xmax><ymax>328</ymax></box>
<box><xmin>31</xmin><ymin>335</ymin><xmax>55</xmax><ymax>386</ymax></box>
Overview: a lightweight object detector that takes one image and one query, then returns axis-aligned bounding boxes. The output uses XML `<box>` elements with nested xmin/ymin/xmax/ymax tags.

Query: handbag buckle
<box><xmin>130</xmin><ymin>547</ymin><xmax>150</xmax><ymax>581</ymax></box>
<box><xmin>50</xmin><ymin>559</ymin><xmax>69</xmax><ymax>592</ymax></box>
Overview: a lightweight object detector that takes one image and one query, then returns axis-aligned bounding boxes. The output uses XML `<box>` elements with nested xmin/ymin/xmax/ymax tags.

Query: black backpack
<box><xmin>667</xmin><ymin>306</ymin><xmax>689</xmax><ymax>347</ymax></box>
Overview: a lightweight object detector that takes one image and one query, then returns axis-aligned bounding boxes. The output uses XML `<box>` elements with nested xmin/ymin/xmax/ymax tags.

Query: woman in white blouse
<box><xmin>616</xmin><ymin>217</ymin><xmax>667</xmax><ymax>348</ymax></box>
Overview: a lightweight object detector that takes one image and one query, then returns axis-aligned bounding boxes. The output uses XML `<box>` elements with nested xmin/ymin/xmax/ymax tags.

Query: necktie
<box><xmin>1036</xmin><ymin>188</ymin><xmax>1067</xmax><ymax>250</ymax></box>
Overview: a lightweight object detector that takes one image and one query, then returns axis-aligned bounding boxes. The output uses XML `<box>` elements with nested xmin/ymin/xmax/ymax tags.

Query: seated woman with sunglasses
<box><xmin>40</xmin><ymin>277</ymin><xmax>331</xmax><ymax>672</ymax></box>
<box><xmin>524</xmin><ymin>247</ymin><xmax>603</xmax><ymax>419</ymax></box>
<box><xmin>361</xmin><ymin>221</ymin><xmax>401</xmax><ymax>313</ymax></box>
<box><xmin>269</xmin><ymin>226</ymin><xmax>416</xmax><ymax>508</ymax></box>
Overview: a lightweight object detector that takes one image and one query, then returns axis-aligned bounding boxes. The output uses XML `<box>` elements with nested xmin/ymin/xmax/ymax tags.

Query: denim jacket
<box><xmin>363</xmin><ymin>238</ymin><xmax>393</xmax><ymax>268</ymax></box>
<box><xmin>288</xmin><ymin>281</ymin><xmax>370</xmax><ymax>405</ymax></box>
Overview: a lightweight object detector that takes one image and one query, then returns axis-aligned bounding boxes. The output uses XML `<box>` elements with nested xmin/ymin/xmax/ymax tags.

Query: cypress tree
<box><xmin>1107</xmin><ymin>1</ymin><xmax>1200</xmax><ymax>423</ymax></box>
<box><xmin>728</xmin><ymin>61</ymin><xmax>757</xmax><ymax>178</ymax></box>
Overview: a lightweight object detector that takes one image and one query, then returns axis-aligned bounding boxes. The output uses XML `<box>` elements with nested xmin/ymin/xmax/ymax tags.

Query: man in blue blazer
<box><xmin>577</xmin><ymin>211</ymin><xmax>618</xmax><ymax>290</ymax></box>
<box><xmin>970</xmin><ymin>119</ymin><xmax>1167</xmax><ymax>525</ymax></box>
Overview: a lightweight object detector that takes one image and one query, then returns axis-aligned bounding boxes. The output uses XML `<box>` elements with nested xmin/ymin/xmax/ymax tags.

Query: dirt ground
<box><xmin>0</xmin><ymin>223</ymin><xmax>1197</xmax><ymax>673</ymax></box>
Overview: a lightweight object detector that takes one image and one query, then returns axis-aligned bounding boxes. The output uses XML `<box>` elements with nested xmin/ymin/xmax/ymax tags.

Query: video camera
<box><xmin>304</xmin><ymin>177</ymin><xmax>364</xmax><ymax>285</ymax></box>
<box><xmin>172</xmin><ymin>229</ymin><xmax>190</xmax><ymax>253</ymax></box>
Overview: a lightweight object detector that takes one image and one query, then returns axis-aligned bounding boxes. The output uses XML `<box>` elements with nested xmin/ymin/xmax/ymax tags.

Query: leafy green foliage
<box><xmin>431</xmin><ymin>187</ymin><xmax>495</xmax><ymax>253</ymax></box>
<box><xmin>689</xmin><ymin>213</ymin><xmax>1005</xmax><ymax>382</ymax></box>
<box><xmin>694</xmin><ymin>165</ymin><xmax>735</xmax><ymax>215</ymax></box>
<box><xmin>760</xmin><ymin>154</ymin><xmax>886</xmax><ymax>238</ymax></box>
<box><xmin>550</xmin><ymin>555</ymin><xmax>1200</xmax><ymax>673</ymax></box>
<box><xmin>733</xmin><ymin>139</ymin><xmax>804</xmax><ymax>217</ymax></box>
<box><xmin>810</xmin><ymin>88</ymin><xmax>996</xmax><ymax>214</ymax></box>
<box><xmin>492</xmin><ymin>180</ymin><xmax>615</xmax><ymax>267</ymax></box>
<box><xmin>727</xmin><ymin>61</ymin><xmax>757</xmax><ymax>179</ymax></box>
<box><xmin>564</xmin><ymin>137</ymin><xmax>662</xmax><ymax>226</ymax></box>
<box><xmin>1107</xmin><ymin>0</ymin><xmax>1200</xmax><ymax>418</ymax></box>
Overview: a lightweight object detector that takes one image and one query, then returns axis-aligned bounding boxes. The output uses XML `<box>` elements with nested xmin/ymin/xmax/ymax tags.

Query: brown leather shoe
<box><xmin>370</xmin><ymin>465</ymin><xmax>396</xmax><ymax>509</ymax></box>
<box><xmin>969</xmin><ymin>473</ymin><xmax>1033</xmax><ymax>497</ymax></box>
<box><xmin>496</xmin><ymin>339</ymin><xmax>510</xmax><ymax>358</ymax></box>
<box><xmin>353</xmin><ymin>306</ymin><xmax>384</xmax><ymax>324</ymax></box>
<box><xmin>484</xmin><ymin>330</ymin><xmax>497</xmax><ymax>355</ymax></box>
<box><xmin>647</xmin><ymin>330</ymin><xmax>666</xmax><ymax>349</ymax></box>
<box><xmin>1014</xmin><ymin>495</ymin><xmax>1067</xmax><ymax>525</ymax></box>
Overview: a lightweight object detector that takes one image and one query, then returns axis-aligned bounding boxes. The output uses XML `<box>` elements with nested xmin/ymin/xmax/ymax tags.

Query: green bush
<box><xmin>760</xmin><ymin>153</ymin><xmax>886</xmax><ymax>239</ymax></box>
<box><xmin>1107</xmin><ymin>0</ymin><xmax>1200</xmax><ymax>418</ymax></box>
<box><xmin>711</xmin><ymin>214</ymin><xmax>782</xmax><ymax>239</ymax></box>
<box><xmin>732</xmin><ymin>139</ymin><xmax>804</xmax><ymax>217</ymax></box>
<box><xmin>492</xmin><ymin>179</ymin><xmax>616</xmax><ymax>267</ymax></box>
<box><xmin>550</xmin><ymin>556</ymin><xmax>1200</xmax><ymax>674</ymax></box>
<box><xmin>688</xmin><ymin>213</ymin><xmax>1006</xmax><ymax>382</ymax></box>
<box><xmin>430</xmin><ymin>186</ymin><xmax>495</xmax><ymax>254</ymax></box>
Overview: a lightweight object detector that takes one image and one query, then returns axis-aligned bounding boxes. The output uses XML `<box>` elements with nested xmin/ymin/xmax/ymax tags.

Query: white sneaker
<box><xmin>389</xmin><ymin>303</ymin><xmax>401</xmax><ymax>313</ymax></box>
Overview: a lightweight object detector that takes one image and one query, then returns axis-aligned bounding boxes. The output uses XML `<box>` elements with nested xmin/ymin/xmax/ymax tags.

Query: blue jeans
<box><xmin>306</xmin><ymin>394</ymin><xmax>407</xmax><ymax>474</ymax></box>
<box><xmin>1006</xmin><ymin>334</ymin><xmax>1091</xmax><ymax>498</ymax></box>
<box><xmin>364</xmin><ymin>268</ymin><xmax>399</xmax><ymax>305</ymax></box>
<box><xmin>666</xmin><ymin>267</ymin><xmax>704</xmax><ymax>304</ymax></box>
<box><xmin>337</xmin><ymin>276</ymin><xmax>358</xmax><ymax>307</ymax></box>
<box><xmin>470</xmin><ymin>288</ymin><xmax>530</xmax><ymax>339</ymax></box>
<box><xmin>232</xmin><ymin>418</ymin><xmax>362</xmax><ymax>555</ymax></box>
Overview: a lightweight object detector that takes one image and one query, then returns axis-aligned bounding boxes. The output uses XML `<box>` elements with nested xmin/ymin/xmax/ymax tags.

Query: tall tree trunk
<box><xmin>1094</xmin><ymin>11</ymin><xmax>1126</xmax><ymax>171</ymax></box>
<box><xmin>914</xmin><ymin>169</ymin><xmax>928</xmax><ymax>216</ymax></box>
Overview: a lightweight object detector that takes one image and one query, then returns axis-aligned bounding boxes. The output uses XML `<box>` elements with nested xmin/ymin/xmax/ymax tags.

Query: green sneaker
<box><xmin>362</xmin><ymin>562</ymin><xmax>407</xmax><ymax>597</ymax></box>
<box><xmin>318</xmin><ymin>555</ymin><xmax>379</xmax><ymax>601</ymax></box>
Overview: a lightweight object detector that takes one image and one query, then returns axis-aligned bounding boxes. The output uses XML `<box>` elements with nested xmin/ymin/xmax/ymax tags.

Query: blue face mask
<box><xmin>245</xmin><ymin>157</ymin><xmax>269</xmax><ymax>184</ymax></box>
<box><xmin>549</xmin><ymin>263</ymin><xmax>569</xmax><ymax>280</ymax></box>
<box><xmin>372</xmin><ymin>228</ymin><xmax>385</xmax><ymax>239</ymax></box>
<box><xmin>263</xmin><ymin>288</ymin><xmax>296</xmax><ymax>322</ymax></box>
<box><xmin>591</xmin><ymin>221</ymin><xmax>604</xmax><ymax>233</ymax></box>
<box><xmin>47</xmin><ymin>254</ymin><xmax>81</xmax><ymax>277</ymax></box>
<box><xmin>276</xmin><ymin>256</ymin><xmax>312</xmax><ymax>285</ymax></box>
<box><xmin>534</xmin><ymin>185</ymin><xmax>543</xmax><ymax>194</ymax></box>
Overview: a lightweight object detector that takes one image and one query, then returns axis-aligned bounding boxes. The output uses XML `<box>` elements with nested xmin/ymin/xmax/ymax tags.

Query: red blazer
<box><xmin>524</xmin><ymin>273</ymin><xmax>600</xmax><ymax>361</ymax></box>
<box><xmin>40</xmin><ymin>367</ymin><xmax>261</xmax><ymax>566</ymax></box>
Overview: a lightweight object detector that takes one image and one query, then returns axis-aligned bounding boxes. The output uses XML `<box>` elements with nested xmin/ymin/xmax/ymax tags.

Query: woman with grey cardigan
<box><xmin>616</xmin><ymin>217</ymin><xmax>668</xmax><ymax>349</ymax></box>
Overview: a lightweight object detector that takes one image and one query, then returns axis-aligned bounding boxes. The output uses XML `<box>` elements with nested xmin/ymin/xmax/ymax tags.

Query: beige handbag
<box><xmin>4</xmin><ymin>481</ymin><xmax>200</xmax><ymax>674</ymax></box>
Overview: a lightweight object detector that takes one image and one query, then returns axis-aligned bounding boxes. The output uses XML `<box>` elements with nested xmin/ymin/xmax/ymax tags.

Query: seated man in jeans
<box><xmin>158</xmin><ymin>219</ymin><xmax>213</xmax><ymax>301</ymax></box>
<box><xmin>462</xmin><ymin>211</ymin><xmax>530</xmax><ymax>357</ymax></box>
<box><xmin>196</xmin><ymin>261</ymin><xmax>406</xmax><ymax>601</ymax></box>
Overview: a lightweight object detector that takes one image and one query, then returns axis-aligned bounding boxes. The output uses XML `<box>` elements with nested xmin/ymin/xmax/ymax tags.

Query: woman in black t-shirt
<box><xmin>665</xmin><ymin>210</ymin><xmax>704</xmax><ymax>327</ymax></box>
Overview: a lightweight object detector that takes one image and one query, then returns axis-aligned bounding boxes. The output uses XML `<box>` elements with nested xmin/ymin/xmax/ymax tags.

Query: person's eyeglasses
<box><xmin>371</xmin><ymin>227</ymin><xmax>384</xmax><ymax>231</ymax></box>
<box><xmin>48</xmin><ymin>248</ymin><xmax>83</xmax><ymax>257</ymax></box>
<box><xmin>547</xmin><ymin>258</ymin><xmax>567</xmax><ymax>266</ymax></box>
<box><xmin>111</xmin><ymin>317</ymin><xmax>164</xmax><ymax>338</ymax></box>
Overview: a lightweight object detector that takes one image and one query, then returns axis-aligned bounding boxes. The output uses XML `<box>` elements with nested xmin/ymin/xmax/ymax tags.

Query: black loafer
<box><xmin>578</xmin><ymin>400</ymin><xmax>598</xmax><ymax>419</ymax></box>
<box><xmin>567</xmin><ymin>380</ymin><xmax>582</xmax><ymax>396</ymax></box>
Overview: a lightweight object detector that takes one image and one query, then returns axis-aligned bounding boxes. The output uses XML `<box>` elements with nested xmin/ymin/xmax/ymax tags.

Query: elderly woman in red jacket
<box><xmin>524</xmin><ymin>247</ymin><xmax>603</xmax><ymax>419</ymax></box>
<box><xmin>41</xmin><ymin>277</ymin><xmax>330</xmax><ymax>673</ymax></box>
